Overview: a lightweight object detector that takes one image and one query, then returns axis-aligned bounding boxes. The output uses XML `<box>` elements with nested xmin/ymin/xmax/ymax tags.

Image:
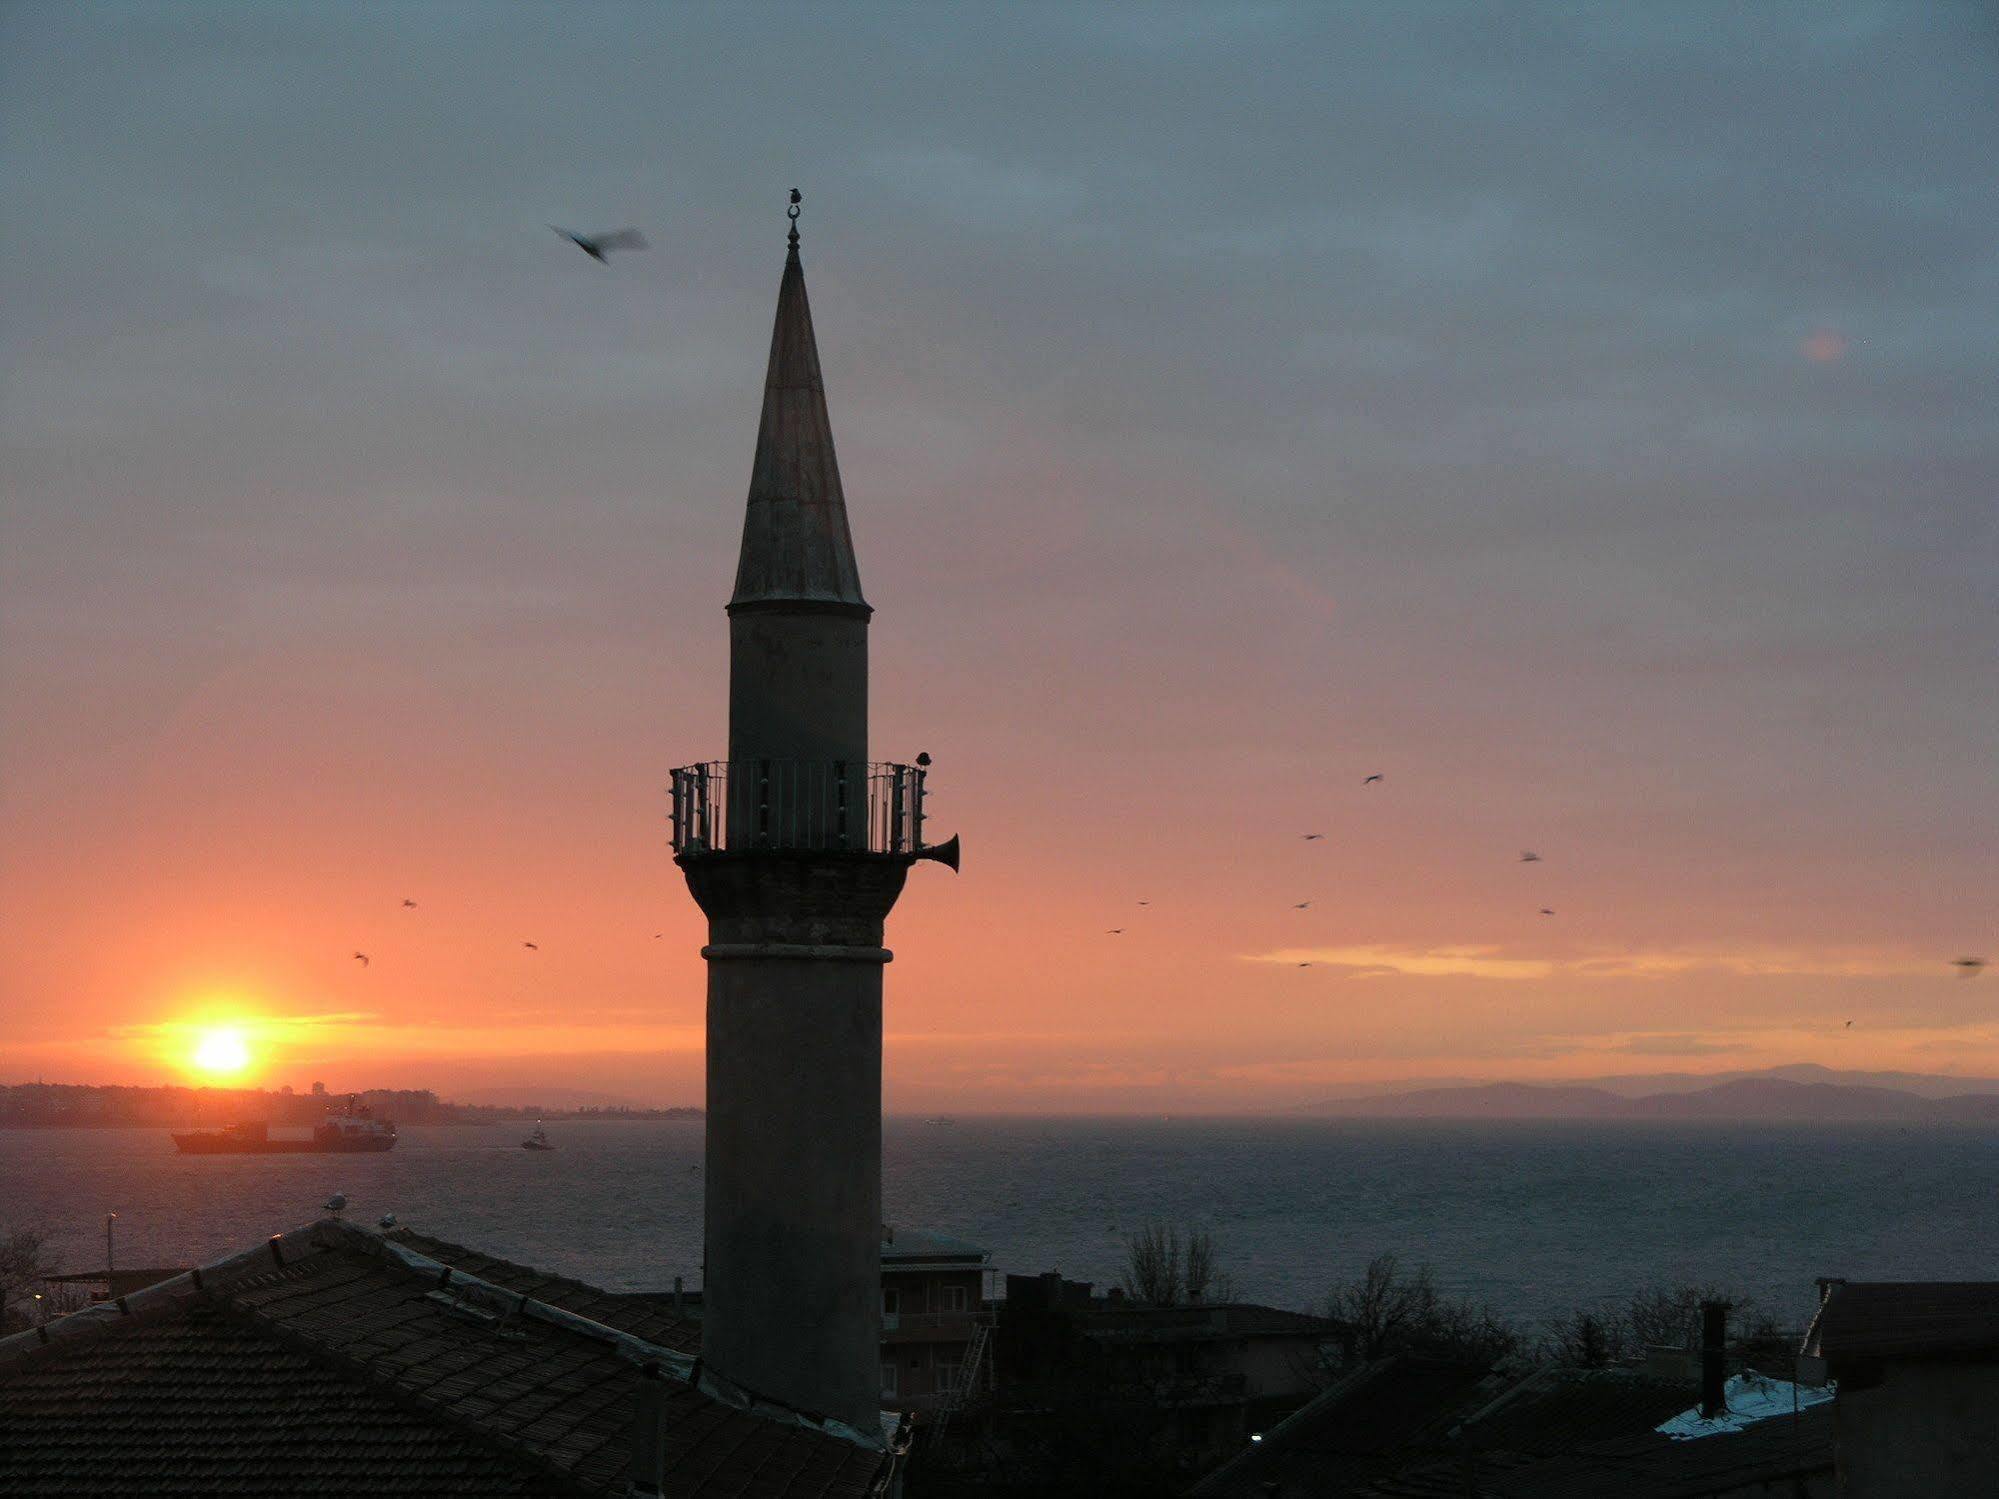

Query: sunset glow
<box><xmin>189</xmin><ymin>1027</ymin><xmax>253</xmax><ymax>1080</ymax></box>
<box><xmin>1</xmin><ymin>8</ymin><xmax>1994</xmax><ymax>1117</ymax></box>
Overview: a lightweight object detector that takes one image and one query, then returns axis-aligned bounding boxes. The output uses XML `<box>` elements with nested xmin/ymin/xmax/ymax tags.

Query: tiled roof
<box><xmin>1365</xmin><ymin>1403</ymin><xmax>1833</xmax><ymax>1499</ymax></box>
<box><xmin>1193</xmin><ymin>1360</ymin><xmax>1832</xmax><ymax>1499</ymax></box>
<box><xmin>0</xmin><ymin>1302</ymin><xmax>555</xmax><ymax>1496</ymax></box>
<box><xmin>1080</xmin><ymin>1302</ymin><xmax>1340</xmax><ymax>1343</ymax></box>
<box><xmin>385</xmin><ymin>1229</ymin><xmax>701</xmax><ymax>1354</ymax></box>
<box><xmin>1803</xmin><ymin>1280</ymin><xmax>1999</xmax><ymax>1364</ymax></box>
<box><xmin>0</xmin><ymin>1219</ymin><xmax>894</xmax><ymax>1498</ymax></box>
<box><xmin>1191</xmin><ymin>1357</ymin><xmax>1499</xmax><ymax>1498</ymax></box>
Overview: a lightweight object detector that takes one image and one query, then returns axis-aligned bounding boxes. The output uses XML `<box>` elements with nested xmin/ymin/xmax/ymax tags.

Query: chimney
<box><xmin>1699</xmin><ymin>1301</ymin><xmax>1728</xmax><ymax>1419</ymax></box>
<box><xmin>629</xmin><ymin>1362</ymin><xmax>667</xmax><ymax>1497</ymax></box>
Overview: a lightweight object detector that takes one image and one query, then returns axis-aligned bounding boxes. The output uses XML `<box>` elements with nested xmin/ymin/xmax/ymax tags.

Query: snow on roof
<box><xmin>1655</xmin><ymin>1370</ymin><xmax>1832</xmax><ymax>1440</ymax></box>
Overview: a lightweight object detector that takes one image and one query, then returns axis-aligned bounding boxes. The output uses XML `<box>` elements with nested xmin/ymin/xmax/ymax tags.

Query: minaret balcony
<box><xmin>669</xmin><ymin>759</ymin><xmax>932</xmax><ymax>858</ymax></box>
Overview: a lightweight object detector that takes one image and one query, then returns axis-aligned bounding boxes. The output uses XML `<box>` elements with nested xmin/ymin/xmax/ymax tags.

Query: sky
<box><xmin>2</xmin><ymin>3</ymin><xmax>1996</xmax><ymax>1112</ymax></box>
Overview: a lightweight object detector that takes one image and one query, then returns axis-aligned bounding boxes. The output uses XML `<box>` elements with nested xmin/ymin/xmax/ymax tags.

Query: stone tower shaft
<box><xmin>670</xmin><ymin>209</ymin><xmax>952</xmax><ymax>1433</ymax></box>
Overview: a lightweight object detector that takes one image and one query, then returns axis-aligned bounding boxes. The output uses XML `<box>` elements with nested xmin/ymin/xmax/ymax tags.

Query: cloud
<box><xmin>1244</xmin><ymin>944</ymin><xmax>1944</xmax><ymax>983</ymax></box>
<box><xmin>1246</xmin><ymin>946</ymin><xmax>1555</xmax><ymax>980</ymax></box>
<box><xmin>1609</xmin><ymin>1033</ymin><xmax>1737</xmax><ymax>1057</ymax></box>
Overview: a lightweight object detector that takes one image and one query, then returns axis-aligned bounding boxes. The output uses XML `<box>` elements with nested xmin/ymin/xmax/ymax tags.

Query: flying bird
<box><xmin>550</xmin><ymin>225</ymin><xmax>648</xmax><ymax>262</ymax></box>
<box><xmin>1137</xmin><ymin>901</ymin><xmax>1151</xmax><ymax>907</ymax></box>
<box><xmin>1301</xmin><ymin>833</ymin><xmax>1325</xmax><ymax>841</ymax></box>
<box><xmin>1845</xmin><ymin>1020</ymin><xmax>1854</xmax><ymax>1028</ymax></box>
<box><xmin>1954</xmin><ymin>957</ymin><xmax>1987</xmax><ymax>977</ymax></box>
<box><xmin>323</xmin><ymin>1194</ymin><xmax>347</xmax><ymax>1217</ymax></box>
<box><xmin>1297</xmin><ymin>962</ymin><xmax>1313</xmax><ymax>969</ymax></box>
<box><xmin>1519</xmin><ymin>851</ymin><xmax>1543</xmax><ymax>863</ymax></box>
<box><xmin>1362</xmin><ymin>774</ymin><xmax>1383</xmax><ymax>785</ymax></box>
<box><xmin>351</xmin><ymin>951</ymin><xmax>370</xmax><ymax>967</ymax></box>
<box><xmin>1293</xmin><ymin>901</ymin><xmax>1312</xmax><ymax>910</ymax></box>
<box><xmin>1107</xmin><ymin>929</ymin><xmax>1125</xmax><ymax>935</ymax></box>
<box><xmin>400</xmin><ymin>898</ymin><xmax>417</xmax><ymax>909</ymax></box>
<box><xmin>522</xmin><ymin>941</ymin><xmax>540</xmax><ymax>952</ymax></box>
<box><xmin>1539</xmin><ymin>908</ymin><xmax>1555</xmax><ymax>916</ymax></box>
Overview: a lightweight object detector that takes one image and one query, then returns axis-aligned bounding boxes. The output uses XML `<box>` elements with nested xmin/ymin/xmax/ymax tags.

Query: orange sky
<box><xmin>3</xmin><ymin>7</ymin><xmax>1996</xmax><ymax>1111</ymax></box>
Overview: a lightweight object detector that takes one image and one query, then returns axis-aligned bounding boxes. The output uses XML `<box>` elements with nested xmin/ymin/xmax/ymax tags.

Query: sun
<box><xmin>191</xmin><ymin>1027</ymin><xmax>253</xmax><ymax>1079</ymax></box>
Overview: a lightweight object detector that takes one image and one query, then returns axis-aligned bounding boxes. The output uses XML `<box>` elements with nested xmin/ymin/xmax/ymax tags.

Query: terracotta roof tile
<box><xmin>0</xmin><ymin>1220</ymin><xmax>893</xmax><ymax>1497</ymax></box>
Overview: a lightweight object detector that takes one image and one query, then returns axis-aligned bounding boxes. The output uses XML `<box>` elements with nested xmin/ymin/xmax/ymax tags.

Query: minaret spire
<box><xmin>730</xmin><ymin>189</ymin><xmax>868</xmax><ymax>615</ymax></box>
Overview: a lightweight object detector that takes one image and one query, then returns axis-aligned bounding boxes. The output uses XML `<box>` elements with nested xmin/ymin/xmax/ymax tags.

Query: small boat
<box><xmin>521</xmin><ymin>1124</ymin><xmax>554</xmax><ymax>1151</ymax></box>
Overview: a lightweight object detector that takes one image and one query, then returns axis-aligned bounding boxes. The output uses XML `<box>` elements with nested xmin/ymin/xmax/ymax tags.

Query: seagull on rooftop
<box><xmin>549</xmin><ymin>225</ymin><xmax>647</xmax><ymax>262</ymax></box>
<box><xmin>378</xmin><ymin>1212</ymin><xmax>397</xmax><ymax>1230</ymax></box>
<box><xmin>323</xmin><ymin>1194</ymin><xmax>347</xmax><ymax>1217</ymax></box>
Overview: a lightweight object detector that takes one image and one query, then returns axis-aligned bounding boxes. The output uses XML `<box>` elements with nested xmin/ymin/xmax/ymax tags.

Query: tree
<box><xmin>0</xmin><ymin>1226</ymin><xmax>62</xmax><ymax>1334</ymax></box>
<box><xmin>1551</xmin><ymin>1308</ymin><xmax>1628</xmax><ymax>1369</ymax></box>
<box><xmin>1120</xmin><ymin>1222</ymin><xmax>1230</xmax><ymax>1306</ymax></box>
<box><xmin>1325</xmin><ymin>1253</ymin><xmax>1520</xmax><ymax>1367</ymax></box>
<box><xmin>1122</xmin><ymin>1222</ymin><xmax>1182</xmax><ymax>1305</ymax></box>
<box><xmin>1183</xmin><ymin>1229</ymin><xmax>1217</xmax><ymax>1303</ymax></box>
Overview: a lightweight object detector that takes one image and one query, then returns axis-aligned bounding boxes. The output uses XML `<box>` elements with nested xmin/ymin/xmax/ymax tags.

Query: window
<box><xmin>937</xmin><ymin>1358</ymin><xmax>964</xmax><ymax>1394</ymax></box>
<box><xmin>941</xmin><ymin>1284</ymin><xmax>969</xmax><ymax>1313</ymax></box>
<box><xmin>882</xmin><ymin>1287</ymin><xmax>900</xmax><ymax>1314</ymax></box>
<box><xmin>880</xmin><ymin>1362</ymin><xmax>898</xmax><ymax>1399</ymax></box>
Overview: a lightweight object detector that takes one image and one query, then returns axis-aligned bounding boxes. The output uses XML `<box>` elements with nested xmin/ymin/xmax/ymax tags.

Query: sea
<box><xmin>5</xmin><ymin>1116</ymin><xmax>1992</xmax><ymax>1335</ymax></box>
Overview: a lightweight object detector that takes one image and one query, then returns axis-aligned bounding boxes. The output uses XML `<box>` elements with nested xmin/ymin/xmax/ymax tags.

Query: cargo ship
<box><xmin>172</xmin><ymin>1104</ymin><xmax>397</xmax><ymax>1154</ymax></box>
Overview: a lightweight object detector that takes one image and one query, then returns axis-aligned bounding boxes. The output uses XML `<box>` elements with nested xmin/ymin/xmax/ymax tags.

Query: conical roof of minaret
<box><xmin>729</xmin><ymin>225</ymin><xmax>869</xmax><ymax>614</ymax></box>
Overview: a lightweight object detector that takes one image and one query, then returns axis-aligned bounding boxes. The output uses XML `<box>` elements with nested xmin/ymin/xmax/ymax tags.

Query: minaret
<box><xmin>669</xmin><ymin>195</ymin><xmax>957</xmax><ymax>1431</ymax></box>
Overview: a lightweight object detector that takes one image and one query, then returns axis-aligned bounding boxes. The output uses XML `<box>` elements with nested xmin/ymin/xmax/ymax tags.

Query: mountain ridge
<box><xmin>1296</xmin><ymin>1070</ymin><xmax>1999</xmax><ymax>1121</ymax></box>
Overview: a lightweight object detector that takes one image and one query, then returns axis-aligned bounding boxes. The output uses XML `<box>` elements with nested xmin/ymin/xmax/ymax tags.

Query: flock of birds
<box><xmin>346</xmin><ymin>218</ymin><xmax>1997</xmax><ymax>1000</ymax></box>
<box><xmin>1101</xmin><ymin>770</ymin><xmax>1989</xmax><ymax>992</ymax></box>
<box><xmin>349</xmin><ymin>902</ymin><xmax>541</xmax><ymax>972</ymax></box>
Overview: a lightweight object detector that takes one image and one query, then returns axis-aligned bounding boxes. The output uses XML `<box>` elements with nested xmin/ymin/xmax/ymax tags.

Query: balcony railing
<box><xmin>669</xmin><ymin>759</ymin><xmax>927</xmax><ymax>855</ymax></box>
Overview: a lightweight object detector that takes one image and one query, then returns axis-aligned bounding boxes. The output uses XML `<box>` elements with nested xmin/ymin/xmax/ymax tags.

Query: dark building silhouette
<box><xmin>669</xmin><ymin>207</ymin><xmax>956</xmax><ymax>1429</ymax></box>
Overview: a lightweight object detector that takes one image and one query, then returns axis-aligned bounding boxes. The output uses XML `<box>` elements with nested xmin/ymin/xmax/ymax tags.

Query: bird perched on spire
<box><xmin>550</xmin><ymin>225</ymin><xmax>647</xmax><ymax>263</ymax></box>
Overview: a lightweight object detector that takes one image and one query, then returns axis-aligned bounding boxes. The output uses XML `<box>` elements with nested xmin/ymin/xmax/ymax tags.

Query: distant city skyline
<box><xmin>3</xmin><ymin>4</ymin><xmax>1995</xmax><ymax>1111</ymax></box>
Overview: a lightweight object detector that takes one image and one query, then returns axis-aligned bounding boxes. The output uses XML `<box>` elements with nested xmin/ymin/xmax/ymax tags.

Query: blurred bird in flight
<box><xmin>351</xmin><ymin>951</ymin><xmax>369</xmax><ymax>967</ymax></box>
<box><xmin>550</xmin><ymin>226</ymin><xmax>647</xmax><ymax>263</ymax></box>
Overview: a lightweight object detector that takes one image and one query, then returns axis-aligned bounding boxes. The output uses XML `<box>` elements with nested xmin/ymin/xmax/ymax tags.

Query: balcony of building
<box><xmin>668</xmin><ymin>759</ymin><xmax>931</xmax><ymax>856</ymax></box>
